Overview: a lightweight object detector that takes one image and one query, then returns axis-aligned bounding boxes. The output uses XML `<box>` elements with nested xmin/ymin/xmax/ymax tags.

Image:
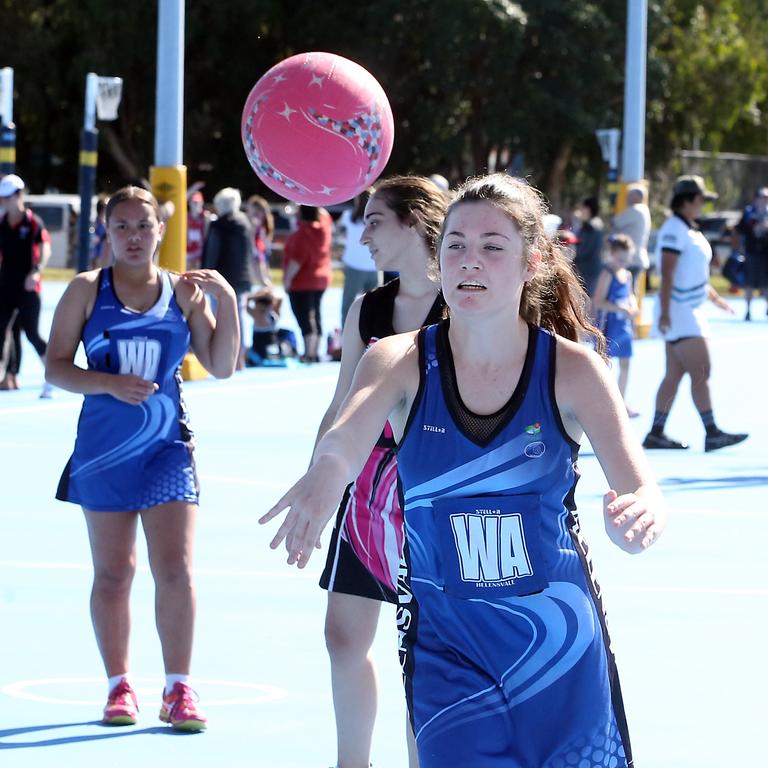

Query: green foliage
<box><xmin>2</xmin><ymin>0</ymin><xmax>767</xmax><ymax>211</ymax></box>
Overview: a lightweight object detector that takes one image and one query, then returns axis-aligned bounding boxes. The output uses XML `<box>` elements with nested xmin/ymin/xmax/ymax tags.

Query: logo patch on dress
<box><xmin>524</xmin><ymin>440</ymin><xmax>546</xmax><ymax>458</ymax></box>
<box><xmin>525</xmin><ymin>422</ymin><xmax>541</xmax><ymax>435</ymax></box>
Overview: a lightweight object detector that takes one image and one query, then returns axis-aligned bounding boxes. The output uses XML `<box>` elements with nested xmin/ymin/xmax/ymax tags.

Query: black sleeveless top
<box><xmin>358</xmin><ymin>277</ymin><xmax>444</xmax><ymax>345</ymax></box>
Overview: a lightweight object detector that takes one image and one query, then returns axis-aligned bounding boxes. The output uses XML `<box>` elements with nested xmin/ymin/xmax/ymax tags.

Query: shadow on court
<box><xmin>0</xmin><ymin>721</ymin><xmax>199</xmax><ymax>749</ymax></box>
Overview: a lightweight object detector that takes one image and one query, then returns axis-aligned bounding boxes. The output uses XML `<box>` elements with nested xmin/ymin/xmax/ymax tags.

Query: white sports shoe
<box><xmin>40</xmin><ymin>382</ymin><xmax>54</xmax><ymax>399</ymax></box>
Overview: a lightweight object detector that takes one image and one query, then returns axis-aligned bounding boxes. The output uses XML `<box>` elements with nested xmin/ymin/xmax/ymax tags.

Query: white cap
<box><xmin>0</xmin><ymin>174</ymin><xmax>24</xmax><ymax>198</ymax></box>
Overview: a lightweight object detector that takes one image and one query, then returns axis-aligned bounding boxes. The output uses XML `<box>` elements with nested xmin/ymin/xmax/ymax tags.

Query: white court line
<box><xmin>0</xmin><ymin>560</ymin><xmax>315</xmax><ymax>580</ymax></box>
<box><xmin>0</xmin><ymin>677</ymin><xmax>288</xmax><ymax>706</ymax></box>
<box><xmin>0</xmin><ymin>374</ymin><xmax>336</xmax><ymax>418</ymax></box>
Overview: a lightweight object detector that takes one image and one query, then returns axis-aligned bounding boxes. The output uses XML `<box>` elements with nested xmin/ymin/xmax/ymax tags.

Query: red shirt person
<box><xmin>283</xmin><ymin>206</ymin><xmax>332</xmax><ymax>362</ymax></box>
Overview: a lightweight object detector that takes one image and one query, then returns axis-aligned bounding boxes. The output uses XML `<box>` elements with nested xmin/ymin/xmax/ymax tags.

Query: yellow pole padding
<box><xmin>150</xmin><ymin>165</ymin><xmax>187</xmax><ymax>273</ymax></box>
<box><xmin>149</xmin><ymin>165</ymin><xmax>208</xmax><ymax>380</ymax></box>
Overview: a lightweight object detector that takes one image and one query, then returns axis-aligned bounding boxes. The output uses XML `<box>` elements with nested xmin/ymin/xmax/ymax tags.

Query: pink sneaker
<box><xmin>102</xmin><ymin>679</ymin><xmax>139</xmax><ymax>726</ymax></box>
<box><xmin>159</xmin><ymin>682</ymin><xmax>207</xmax><ymax>731</ymax></box>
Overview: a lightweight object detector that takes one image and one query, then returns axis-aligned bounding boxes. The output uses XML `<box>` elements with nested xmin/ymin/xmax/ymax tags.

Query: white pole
<box><xmin>621</xmin><ymin>0</ymin><xmax>647</xmax><ymax>182</ymax></box>
<box><xmin>155</xmin><ymin>0</ymin><xmax>184</xmax><ymax>165</ymax></box>
<box><xmin>84</xmin><ymin>72</ymin><xmax>98</xmax><ymax>131</ymax></box>
<box><xmin>1</xmin><ymin>67</ymin><xmax>13</xmax><ymax>125</ymax></box>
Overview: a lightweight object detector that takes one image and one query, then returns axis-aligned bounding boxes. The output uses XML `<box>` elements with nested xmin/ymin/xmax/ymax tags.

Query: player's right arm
<box><xmin>309</xmin><ymin>294</ymin><xmax>367</xmax><ymax>465</ymax></box>
<box><xmin>45</xmin><ymin>273</ymin><xmax>157</xmax><ymax>404</ymax></box>
<box><xmin>260</xmin><ymin>331</ymin><xmax>419</xmax><ymax>567</ymax></box>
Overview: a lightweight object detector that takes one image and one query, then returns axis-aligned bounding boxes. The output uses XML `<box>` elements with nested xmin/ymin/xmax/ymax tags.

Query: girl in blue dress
<box><xmin>593</xmin><ymin>234</ymin><xmax>639</xmax><ymax>417</ymax></box>
<box><xmin>46</xmin><ymin>186</ymin><xmax>239</xmax><ymax>731</ymax></box>
<box><xmin>262</xmin><ymin>174</ymin><xmax>666</xmax><ymax>767</ymax></box>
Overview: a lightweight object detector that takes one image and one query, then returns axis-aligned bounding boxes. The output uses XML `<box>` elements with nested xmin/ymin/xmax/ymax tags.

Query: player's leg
<box><xmin>140</xmin><ymin>500</ymin><xmax>197</xmax><ymax>675</ymax></box>
<box><xmin>673</xmin><ymin>336</ymin><xmax>747</xmax><ymax>450</ymax></box>
<box><xmin>617</xmin><ymin>356</ymin><xmax>630</xmax><ymax>399</ymax></box>
<box><xmin>141</xmin><ymin>500</ymin><xmax>206</xmax><ymax>730</ymax></box>
<box><xmin>325</xmin><ymin>591</ymin><xmax>382</xmax><ymax>768</ymax></box>
<box><xmin>83</xmin><ymin>509</ymin><xmax>139</xmax><ymax>676</ymax></box>
<box><xmin>643</xmin><ymin>342</ymin><xmax>687</xmax><ymax>448</ymax></box>
<box><xmin>83</xmin><ymin>508</ymin><xmax>141</xmax><ymax>724</ymax></box>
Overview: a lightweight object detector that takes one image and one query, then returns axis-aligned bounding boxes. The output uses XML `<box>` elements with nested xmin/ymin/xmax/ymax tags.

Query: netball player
<box><xmin>46</xmin><ymin>186</ymin><xmax>239</xmax><ymax>730</ymax></box>
<box><xmin>262</xmin><ymin>174</ymin><xmax>666</xmax><ymax>767</ymax></box>
<box><xmin>315</xmin><ymin>177</ymin><xmax>447</xmax><ymax>768</ymax></box>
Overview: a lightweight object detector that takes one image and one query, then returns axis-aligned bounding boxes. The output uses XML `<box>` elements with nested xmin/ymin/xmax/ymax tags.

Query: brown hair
<box><xmin>246</xmin><ymin>194</ymin><xmax>275</xmax><ymax>238</ymax></box>
<box><xmin>105</xmin><ymin>185</ymin><xmax>162</xmax><ymax>225</ymax></box>
<box><xmin>439</xmin><ymin>173</ymin><xmax>605</xmax><ymax>355</ymax></box>
<box><xmin>371</xmin><ymin>175</ymin><xmax>450</xmax><ymax>257</ymax></box>
<box><xmin>608</xmin><ymin>233</ymin><xmax>634</xmax><ymax>253</ymax></box>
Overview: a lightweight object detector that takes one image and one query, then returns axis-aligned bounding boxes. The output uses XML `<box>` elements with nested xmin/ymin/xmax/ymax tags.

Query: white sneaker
<box><xmin>40</xmin><ymin>382</ymin><xmax>54</xmax><ymax>399</ymax></box>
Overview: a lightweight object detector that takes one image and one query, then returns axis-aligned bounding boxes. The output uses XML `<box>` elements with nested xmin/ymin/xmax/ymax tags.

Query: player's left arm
<box><xmin>175</xmin><ymin>270</ymin><xmax>239</xmax><ymax>378</ymax></box>
<box><xmin>25</xmin><ymin>224</ymin><xmax>51</xmax><ymax>291</ymax></box>
<box><xmin>707</xmin><ymin>283</ymin><xmax>735</xmax><ymax>314</ymax></box>
<box><xmin>555</xmin><ymin>338</ymin><xmax>666</xmax><ymax>553</ymax></box>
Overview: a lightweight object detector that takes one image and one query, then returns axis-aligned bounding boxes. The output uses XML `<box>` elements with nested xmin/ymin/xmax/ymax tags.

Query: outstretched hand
<box><xmin>259</xmin><ymin>458</ymin><xmax>349</xmax><ymax>568</ymax></box>
<box><xmin>603</xmin><ymin>489</ymin><xmax>665</xmax><ymax>553</ymax></box>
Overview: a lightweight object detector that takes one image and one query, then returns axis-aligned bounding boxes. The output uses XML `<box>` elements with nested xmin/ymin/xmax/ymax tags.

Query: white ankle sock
<box><xmin>107</xmin><ymin>673</ymin><xmax>129</xmax><ymax>694</ymax></box>
<box><xmin>165</xmin><ymin>673</ymin><xmax>190</xmax><ymax>693</ymax></box>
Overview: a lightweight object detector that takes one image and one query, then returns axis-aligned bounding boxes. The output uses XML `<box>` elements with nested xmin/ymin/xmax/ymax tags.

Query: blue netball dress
<box><xmin>57</xmin><ymin>267</ymin><xmax>199</xmax><ymax>512</ymax></box>
<box><xmin>396</xmin><ymin>322</ymin><xmax>631</xmax><ymax>768</ymax></box>
<box><xmin>597</xmin><ymin>269</ymin><xmax>633</xmax><ymax>359</ymax></box>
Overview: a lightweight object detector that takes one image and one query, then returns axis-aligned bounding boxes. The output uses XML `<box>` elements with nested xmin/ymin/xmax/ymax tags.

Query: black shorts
<box><xmin>319</xmin><ymin>493</ymin><xmax>397</xmax><ymax>604</ymax></box>
<box><xmin>288</xmin><ymin>289</ymin><xmax>324</xmax><ymax>336</ymax></box>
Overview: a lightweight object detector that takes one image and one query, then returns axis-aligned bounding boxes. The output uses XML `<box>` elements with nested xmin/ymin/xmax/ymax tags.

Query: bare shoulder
<box><xmin>171</xmin><ymin>274</ymin><xmax>203</xmax><ymax>314</ymax></box>
<box><xmin>554</xmin><ymin>336</ymin><xmax>611</xmax><ymax>412</ymax></box>
<box><xmin>356</xmin><ymin>330</ymin><xmax>420</xmax><ymax>394</ymax></box>
<box><xmin>363</xmin><ymin>329</ymin><xmax>420</xmax><ymax>368</ymax></box>
<box><xmin>62</xmin><ymin>269</ymin><xmax>101</xmax><ymax>304</ymax></box>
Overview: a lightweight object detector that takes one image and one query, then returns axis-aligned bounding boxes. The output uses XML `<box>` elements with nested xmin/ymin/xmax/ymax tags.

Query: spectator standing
<box><xmin>0</xmin><ymin>174</ymin><xmax>52</xmax><ymax>396</ymax></box>
<box><xmin>245</xmin><ymin>194</ymin><xmax>274</xmax><ymax>288</ymax></box>
<box><xmin>612</xmin><ymin>185</ymin><xmax>651</xmax><ymax>294</ymax></box>
<box><xmin>339</xmin><ymin>190</ymin><xmax>378</xmax><ymax>328</ymax></box>
<box><xmin>643</xmin><ymin>175</ymin><xmax>747</xmax><ymax>452</ymax></box>
<box><xmin>736</xmin><ymin>186</ymin><xmax>768</xmax><ymax>321</ymax></box>
<box><xmin>572</xmin><ymin>195</ymin><xmax>605</xmax><ymax>300</ymax></box>
<box><xmin>186</xmin><ymin>190</ymin><xmax>212</xmax><ymax>271</ymax></box>
<box><xmin>89</xmin><ymin>195</ymin><xmax>112</xmax><ymax>269</ymax></box>
<box><xmin>204</xmin><ymin>187</ymin><xmax>253</xmax><ymax>370</ymax></box>
<box><xmin>283</xmin><ymin>205</ymin><xmax>332</xmax><ymax>362</ymax></box>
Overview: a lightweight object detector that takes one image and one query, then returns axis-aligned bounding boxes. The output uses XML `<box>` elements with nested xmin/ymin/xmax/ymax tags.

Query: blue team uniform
<box><xmin>396</xmin><ymin>322</ymin><xmax>631</xmax><ymax>768</ymax></box>
<box><xmin>57</xmin><ymin>267</ymin><xmax>199</xmax><ymax>512</ymax></box>
<box><xmin>597</xmin><ymin>269</ymin><xmax>634</xmax><ymax>359</ymax></box>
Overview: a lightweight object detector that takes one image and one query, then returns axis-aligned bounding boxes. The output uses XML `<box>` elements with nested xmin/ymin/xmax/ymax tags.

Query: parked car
<box><xmin>26</xmin><ymin>193</ymin><xmax>97</xmax><ymax>269</ymax></box>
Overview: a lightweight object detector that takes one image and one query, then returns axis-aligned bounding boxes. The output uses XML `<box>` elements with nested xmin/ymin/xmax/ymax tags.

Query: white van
<box><xmin>25</xmin><ymin>193</ymin><xmax>97</xmax><ymax>269</ymax></box>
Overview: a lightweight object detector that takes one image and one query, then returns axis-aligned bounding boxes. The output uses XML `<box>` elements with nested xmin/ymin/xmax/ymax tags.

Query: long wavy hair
<box><xmin>438</xmin><ymin>173</ymin><xmax>605</xmax><ymax>356</ymax></box>
<box><xmin>371</xmin><ymin>175</ymin><xmax>451</xmax><ymax>261</ymax></box>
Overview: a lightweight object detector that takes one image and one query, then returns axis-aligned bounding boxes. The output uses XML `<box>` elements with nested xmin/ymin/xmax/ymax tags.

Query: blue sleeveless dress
<box><xmin>597</xmin><ymin>269</ymin><xmax>633</xmax><ymax>359</ymax></box>
<box><xmin>396</xmin><ymin>322</ymin><xmax>631</xmax><ymax>768</ymax></box>
<box><xmin>56</xmin><ymin>267</ymin><xmax>199</xmax><ymax>512</ymax></box>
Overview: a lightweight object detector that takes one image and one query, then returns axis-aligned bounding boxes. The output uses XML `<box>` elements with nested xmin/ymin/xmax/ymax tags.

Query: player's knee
<box><xmin>93</xmin><ymin>563</ymin><xmax>135</xmax><ymax>594</ymax></box>
<box><xmin>324</xmin><ymin>614</ymin><xmax>372</xmax><ymax>659</ymax></box>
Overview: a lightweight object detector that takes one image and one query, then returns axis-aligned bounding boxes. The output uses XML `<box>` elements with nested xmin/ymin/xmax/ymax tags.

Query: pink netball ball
<box><xmin>241</xmin><ymin>52</ymin><xmax>394</xmax><ymax>205</ymax></box>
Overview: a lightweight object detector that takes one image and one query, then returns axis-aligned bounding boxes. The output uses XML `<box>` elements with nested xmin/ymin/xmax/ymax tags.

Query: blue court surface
<box><xmin>1</xmin><ymin>281</ymin><xmax>766</xmax><ymax>767</ymax></box>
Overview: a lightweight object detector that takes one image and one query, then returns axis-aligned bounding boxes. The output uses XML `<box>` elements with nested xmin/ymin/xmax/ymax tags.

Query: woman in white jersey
<box><xmin>642</xmin><ymin>176</ymin><xmax>747</xmax><ymax>452</ymax></box>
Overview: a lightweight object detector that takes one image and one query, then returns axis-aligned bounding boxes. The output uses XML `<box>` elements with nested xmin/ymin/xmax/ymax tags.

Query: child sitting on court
<box><xmin>245</xmin><ymin>289</ymin><xmax>297</xmax><ymax>366</ymax></box>
<box><xmin>592</xmin><ymin>233</ymin><xmax>640</xmax><ymax>417</ymax></box>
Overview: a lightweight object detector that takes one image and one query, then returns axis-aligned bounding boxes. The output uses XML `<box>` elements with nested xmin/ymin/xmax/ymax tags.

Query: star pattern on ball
<box><xmin>309</xmin><ymin>74</ymin><xmax>325</xmax><ymax>88</ymax></box>
<box><xmin>278</xmin><ymin>103</ymin><xmax>297</xmax><ymax>121</ymax></box>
